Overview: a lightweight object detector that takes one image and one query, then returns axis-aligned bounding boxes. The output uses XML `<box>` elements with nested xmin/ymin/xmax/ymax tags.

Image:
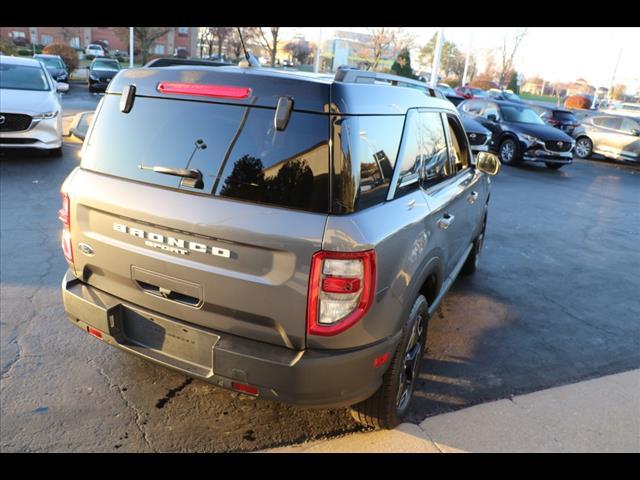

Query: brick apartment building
<box><xmin>2</xmin><ymin>27</ymin><xmax>198</xmax><ymax>57</ymax></box>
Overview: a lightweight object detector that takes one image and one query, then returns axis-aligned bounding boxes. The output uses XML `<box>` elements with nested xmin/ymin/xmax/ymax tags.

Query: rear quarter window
<box><xmin>331</xmin><ymin>115</ymin><xmax>404</xmax><ymax>213</ymax></box>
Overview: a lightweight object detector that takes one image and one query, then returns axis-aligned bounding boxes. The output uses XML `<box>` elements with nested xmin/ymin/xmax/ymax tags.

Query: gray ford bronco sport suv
<box><xmin>60</xmin><ymin>64</ymin><xmax>500</xmax><ymax>429</ymax></box>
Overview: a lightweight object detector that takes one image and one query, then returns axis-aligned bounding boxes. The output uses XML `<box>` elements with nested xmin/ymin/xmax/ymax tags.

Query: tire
<box><xmin>545</xmin><ymin>163</ymin><xmax>563</xmax><ymax>170</ymax></box>
<box><xmin>499</xmin><ymin>138</ymin><xmax>519</xmax><ymax>165</ymax></box>
<box><xmin>48</xmin><ymin>146</ymin><xmax>63</xmax><ymax>157</ymax></box>
<box><xmin>462</xmin><ymin>227</ymin><xmax>485</xmax><ymax>276</ymax></box>
<box><xmin>350</xmin><ymin>295</ymin><xmax>429</xmax><ymax>429</ymax></box>
<box><xmin>574</xmin><ymin>136</ymin><xmax>593</xmax><ymax>159</ymax></box>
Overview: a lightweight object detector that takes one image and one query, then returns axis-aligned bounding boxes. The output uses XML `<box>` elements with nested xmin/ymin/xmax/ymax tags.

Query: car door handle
<box><xmin>437</xmin><ymin>213</ymin><xmax>455</xmax><ymax>230</ymax></box>
<box><xmin>467</xmin><ymin>191</ymin><xmax>479</xmax><ymax>204</ymax></box>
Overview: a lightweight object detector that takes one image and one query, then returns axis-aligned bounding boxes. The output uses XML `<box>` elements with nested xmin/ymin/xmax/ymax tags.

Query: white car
<box><xmin>603</xmin><ymin>102</ymin><xmax>640</xmax><ymax>118</ymax></box>
<box><xmin>0</xmin><ymin>55</ymin><xmax>64</xmax><ymax>156</ymax></box>
<box><xmin>85</xmin><ymin>44</ymin><xmax>105</xmax><ymax>57</ymax></box>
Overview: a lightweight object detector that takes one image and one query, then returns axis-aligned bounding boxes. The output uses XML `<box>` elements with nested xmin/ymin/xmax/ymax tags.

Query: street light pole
<box><xmin>430</xmin><ymin>28</ymin><xmax>444</xmax><ymax>88</ymax></box>
<box><xmin>129</xmin><ymin>27</ymin><xmax>134</xmax><ymax>68</ymax></box>
<box><xmin>462</xmin><ymin>32</ymin><xmax>472</xmax><ymax>86</ymax></box>
<box><xmin>608</xmin><ymin>48</ymin><xmax>623</xmax><ymax>102</ymax></box>
<box><xmin>314</xmin><ymin>28</ymin><xmax>322</xmax><ymax>73</ymax></box>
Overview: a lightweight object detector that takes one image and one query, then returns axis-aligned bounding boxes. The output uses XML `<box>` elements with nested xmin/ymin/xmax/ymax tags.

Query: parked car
<box><xmin>461</xmin><ymin>116</ymin><xmax>493</xmax><ymax>152</ymax></box>
<box><xmin>0</xmin><ymin>55</ymin><xmax>64</xmax><ymax>156</ymax></box>
<box><xmin>425</xmin><ymin>86</ymin><xmax>491</xmax><ymax>150</ymax></box>
<box><xmin>459</xmin><ymin>98</ymin><xmax>575</xmax><ymax>169</ymax></box>
<box><xmin>436</xmin><ymin>83</ymin><xmax>465</xmax><ymax>106</ymax></box>
<box><xmin>529</xmin><ymin>105</ymin><xmax>580</xmax><ymax>134</ymax></box>
<box><xmin>455</xmin><ymin>86</ymin><xmax>489</xmax><ymax>99</ymax></box>
<box><xmin>602</xmin><ymin>102</ymin><xmax>640</xmax><ymax>118</ymax></box>
<box><xmin>173</xmin><ymin>48</ymin><xmax>188</xmax><ymax>58</ymax></box>
<box><xmin>572</xmin><ymin>114</ymin><xmax>640</xmax><ymax>163</ymax></box>
<box><xmin>33</xmin><ymin>54</ymin><xmax>69</xmax><ymax>83</ymax></box>
<box><xmin>59</xmin><ymin>65</ymin><xmax>500</xmax><ymax>430</ymax></box>
<box><xmin>88</xmin><ymin>58</ymin><xmax>121</xmax><ymax>93</ymax></box>
<box><xmin>85</xmin><ymin>44</ymin><xmax>106</xmax><ymax>57</ymax></box>
<box><xmin>487</xmin><ymin>89</ymin><xmax>524</xmax><ymax>103</ymax></box>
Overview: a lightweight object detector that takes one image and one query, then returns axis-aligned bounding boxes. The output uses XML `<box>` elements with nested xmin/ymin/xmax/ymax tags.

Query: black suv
<box><xmin>458</xmin><ymin>98</ymin><xmax>575</xmax><ymax>169</ymax></box>
<box><xmin>88</xmin><ymin>58</ymin><xmax>121</xmax><ymax>93</ymax></box>
<box><xmin>529</xmin><ymin>105</ymin><xmax>580</xmax><ymax>135</ymax></box>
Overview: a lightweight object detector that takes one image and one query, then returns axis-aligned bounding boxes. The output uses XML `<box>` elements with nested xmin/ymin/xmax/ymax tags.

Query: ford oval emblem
<box><xmin>78</xmin><ymin>242</ymin><xmax>95</xmax><ymax>256</ymax></box>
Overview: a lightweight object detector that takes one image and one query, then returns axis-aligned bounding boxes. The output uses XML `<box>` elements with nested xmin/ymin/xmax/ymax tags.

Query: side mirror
<box><xmin>632</xmin><ymin>129</ymin><xmax>640</xmax><ymax>137</ymax></box>
<box><xmin>487</xmin><ymin>113</ymin><xmax>498</xmax><ymax>122</ymax></box>
<box><xmin>476</xmin><ymin>152</ymin><xmax>501</xmax><ymax>176</ymax></box>
<box><xmin>56</xmin><ymin>81</ymin><xmax>69</xmax><ymax>93</ymax></box>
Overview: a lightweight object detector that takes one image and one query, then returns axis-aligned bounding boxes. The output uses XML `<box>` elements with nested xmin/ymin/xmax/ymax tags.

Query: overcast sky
<box><xmin>281</xmin><ymin>27</ymin><xmax>640</xmax><ymax>93</ymax></box>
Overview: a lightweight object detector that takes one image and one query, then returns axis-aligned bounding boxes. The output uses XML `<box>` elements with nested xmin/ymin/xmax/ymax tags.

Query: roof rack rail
<box><xmin>334</xmin><ymin>66</ymin><xmax>432</xmax><ymax>90</ymax></box>
<box><xmin>143</xmin><ymin>57</ymin><xmax>235</xmax><ymax>68</ymax></box>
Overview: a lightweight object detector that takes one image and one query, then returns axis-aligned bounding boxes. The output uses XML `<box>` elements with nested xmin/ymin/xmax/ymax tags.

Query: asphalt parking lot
<box><xmin>1</xmin><ymin>86</ymin><xmax>639</xmax><ymax>452</ymax></box>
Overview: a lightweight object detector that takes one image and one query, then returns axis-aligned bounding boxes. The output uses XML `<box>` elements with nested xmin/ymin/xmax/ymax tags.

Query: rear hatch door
<box><xmin>69</xmin><ymin>68</ymin><xmax>331</xmax><ymax>350</ymax></box>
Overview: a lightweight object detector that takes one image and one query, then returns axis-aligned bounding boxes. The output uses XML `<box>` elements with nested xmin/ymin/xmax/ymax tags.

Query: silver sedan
<box><xmin>1</xmin><ymin>55</ymin><xmax>65</xmax><ymax>156</ymax></box>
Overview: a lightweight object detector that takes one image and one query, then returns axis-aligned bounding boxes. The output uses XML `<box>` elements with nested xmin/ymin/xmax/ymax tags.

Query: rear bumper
<box><xmin>61</xmin><ymin>270</ymin><xmax>399</xmax><ymax>408</ymax></box>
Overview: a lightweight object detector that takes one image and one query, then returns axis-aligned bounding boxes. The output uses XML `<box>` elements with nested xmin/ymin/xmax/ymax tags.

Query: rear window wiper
<box><xmin>138</xmin><ymin>165</ymin><xmax>203</xmax><ymax>189</ymax></box>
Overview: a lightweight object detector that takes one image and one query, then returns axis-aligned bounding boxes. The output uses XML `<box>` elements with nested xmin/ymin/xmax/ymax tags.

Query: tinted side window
<box><xmin>596</xmin><ymin>116</ymin><xmax>623</xmax><ymax>130</ymax></box>
<box><xmin>620</xmin><ymin>118</ymin><xmax>639</xmax><ymax>133</ymax></box>
<box><xmin>393</xmin><ymin>110</ymin><xmax>450</xmax><ymax>197</ymax></box>
<box><xmin>464</xmin><ymin>100</ymin><xmax>483</xmax><ymax>115</ymax></box>
<box><xmin>394</xmin><ymin>109</ymin><xmax>423</xmax><ymax>197</ymax></box>
<box><xmin>446</xmin><ymin>115</ymin><xmax>471</xmax><ymax>174</ymax></box>
<box><xmin>332</xmin><ymin>115</ymin><xmax>404</xmax><ymax>213</ymax></box>
<box><xmin>420</xmin><ymin>112</ymin><xmax>451</xmax><ymax>188</ymax></box>
<box><xmin>483</xmin><ymin>103</ymin><xmax>500</xmax><ymax>120</ymax></box>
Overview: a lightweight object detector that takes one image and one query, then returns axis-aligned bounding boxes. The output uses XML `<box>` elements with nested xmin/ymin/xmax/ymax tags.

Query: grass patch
<box><xmin>519</xmin><ymin>92</ymin><xmax>562</xmax><ymax>105</ymax></box>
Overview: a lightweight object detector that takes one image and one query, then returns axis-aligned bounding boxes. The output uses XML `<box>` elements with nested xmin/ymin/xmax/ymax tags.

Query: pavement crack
<box><xmin>414</xmin><ymin>422</ymin><xmax>445</xmax><ymax>453</ymax></box>
<box><xmin>0</xmin><ymin>336</ymin><xmax>24</xmax><ymax>379</ymax></box>
<box><xmin>155</xmin><ymin>377</ymin><xmax>193</xmax><ymax>409</ymax></box>
<box><xmin>524</xmin><ymin>280</ymin><xmax>623</xmax><ymax>338</ymax></box>
<box><xmin>91</xmin><ymin>360</ymin><xmax>155</xmax><ymax>452</ymax></box>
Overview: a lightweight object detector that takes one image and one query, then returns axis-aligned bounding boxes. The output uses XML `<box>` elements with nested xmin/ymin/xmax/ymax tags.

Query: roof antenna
<box><xmin>237</xmin><ymin>27</ymin><xmax>260</xmax><ymax>68</ymax></box>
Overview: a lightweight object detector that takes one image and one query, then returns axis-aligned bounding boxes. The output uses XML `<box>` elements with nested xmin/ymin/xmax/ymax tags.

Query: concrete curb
<box><xmin>63</xmin><ymin>111</ymin><xmax>94</xmax><ymax>141</ymax></box>
<box><xmin>264</xmin><ymin>369</ymin><xmax>640</xmax><ymax>453</ymax></box>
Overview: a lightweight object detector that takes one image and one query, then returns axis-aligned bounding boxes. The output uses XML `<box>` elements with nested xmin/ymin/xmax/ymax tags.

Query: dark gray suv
<box><xmin>59</xmin><ymin>65</ymin><xmax>500</xmax><ymax>429</ymax></box>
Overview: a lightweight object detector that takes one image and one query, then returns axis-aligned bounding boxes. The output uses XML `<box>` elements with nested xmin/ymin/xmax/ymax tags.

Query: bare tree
<box><xmin>498</xmin><ymin>28</ymin><xmax>527</xmax><ymax>88</ymax></box>
<box><xmin>367</xmin><ymin>27</ymin><xmax>397</xmax><ymax>71</ymax></box>
<box><xmin>115</xmin><ymin>27</ymin><xmax>171</xmax><ymax>64</ymax></box>
<box><xmin>253</xmin><ymin>27</ymin><xmax>280</xmax><ymax>67</ymax></box>
<box><xmin>284</xmin><ymin>38</ymin><xmax>312</xmax><ymax>65</ymax></box>
<box><xmin>211</xmin><ymin>27</ymin><xmax>233</xmax><ymax>58</ymax></box>
<box><xmin>198</xmin><ymin>28</ymin><xmax>213</xmax><ymax>58</ymax></box>
<box><xmin>611</xmin><ymin>83</ymin><xmax>627</xmax><ymax>100</ymax></box>
<box><xmin>364</xmin><ymin>27</ymin><xmax>415</xmax><ymax>72</ymax></box>
<box><xmin>227</xmin><ymin>28</ymin><xmax>258</xmax><ymax>61</ymax></box>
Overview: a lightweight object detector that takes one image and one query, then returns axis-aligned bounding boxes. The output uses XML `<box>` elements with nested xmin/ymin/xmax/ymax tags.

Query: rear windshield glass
<box><xmin>92</xmin><ymin>61</ymin><xmax>119</xmax><ymax>71</ymax></box>
<box><xmin>38</xmin><ymin>57</ymin><xmax>64</xmax><ymax>69</ymax></box>
<box><xmin>82</xmin><ymin>94</ymin><xmax>330</xmax><ymax>213</ymax></box>
<box><xmin>0</xmin><ymin>63</ymin><xmax>50</xmax><ymax>91</ymax></box>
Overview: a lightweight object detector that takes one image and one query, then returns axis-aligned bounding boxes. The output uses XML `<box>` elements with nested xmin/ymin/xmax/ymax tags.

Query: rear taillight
<box><xmin>58</xmin><ymin>191</ymin><xmax>73</xmax><ymax>265</ymax></box>
<box><xmin>231</xmin><ymin>382</ymin><xmax>259</xmax><ymax>396</ymax></box>
<box><xmin>58</xmin><ymin>191</ymin><xmax>69</xmax><ymax>227</ymax></box>
<box><xmin>307</xmin><ymin>250</ymin><xmax>376</xmax><ymax>336</ymax></box>
<box><xmin>157</xmin><ymin>82</ymin><xmax>251</xmax><ymax>99</ymax></box>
